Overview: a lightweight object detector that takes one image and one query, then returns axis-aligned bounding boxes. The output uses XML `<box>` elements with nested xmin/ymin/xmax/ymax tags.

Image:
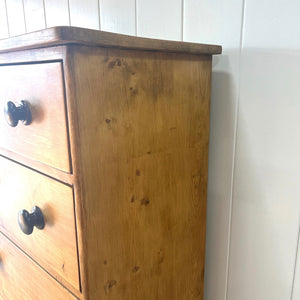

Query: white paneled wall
<box><xmin>0</xmin><ymin>0</ymin><xmax>9</xmax><ymax>38</ymax></box>
<box><xmin>137</xmin><ymin>0</ymin><xmax>182</xmax><ymax>40</ymax></box>
<box><xmin>293</xmin><ymin>227</ymin><xmax>300</xmax><ymax>299</ymax></box>
<box><xmin>0</xmin><ymin>1</ymin><xmax>299</xmax><ymax>300</ymax></box>
<box><xmin>23</xmin><ymin>0</ymin><xmax>45</xmax><ymax>32</ymax></box>
<box><xmin>44</xmin><ymin>0</ymin><xmax>70</xmax><ymax>27</ymax></box>
<box><xmin>228</xmin><ymin>53</ymin><xmax>300</xmax><ymax>300</ymax></box>
<box><xmin>69</xmin><ymin>0</ymin><xmax>100</xmax><ymax>29</ymax></box>
<box><xmin>184</xmin><ymin>1</ymin><xmax>244</xmax><ymax>299</ymax></box>
<box><xmin>6</xmin><ymin>0</ymin><xmax>26</xmax><ymax>36</ymax></box>
<box><xmin>100</xmin><ymin>0</ymin><xmax>136</xmax><ymax>35</ymax></box>
<box><xmin>227</xmin><ymin>1</ymin><xmax>300</xmax><ymax>299</ymax></box>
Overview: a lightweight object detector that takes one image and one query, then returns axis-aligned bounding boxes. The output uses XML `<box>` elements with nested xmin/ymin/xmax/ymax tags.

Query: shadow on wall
<box><xmin>226</xmin><ymin>48</ymin><xmax>300</xmax><ymax>300</ymax></box>
<box><xmin>205</xmin><ymin>47</ymin><xmax>300</xmax><ymax>300</ymax></box>
<box><xmin>204</xmin><ymin>51</ymin><xmax>238</xmax><ymax>300</ymax></box>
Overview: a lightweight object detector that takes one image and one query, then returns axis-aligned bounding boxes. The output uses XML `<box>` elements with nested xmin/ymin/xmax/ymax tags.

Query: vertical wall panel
<box><xmin>23</xmin><ymin>0</ymin><xmax>45</xmax><ymax>32</ymax></box>
<box><xmin>1</xmin><ymin>2</ymin><xmax>298</xmax><ymax>300</ymax></box>
<box><xmin>137</xmin><ymin>0</ymin><xmax>182</xmax><ymax>40</ymax></box>
<box><xmin>6</xmin><ymin>0</ymin><xmax>26</xmax><ymax>36</ymax></box>
<box><xmin>228</xmin><ymin>0</ymin><xmax>300</xmax><ymax>299</ymax></box>
<box><xmin>0</xmin><ymin>0</ymin><xmax>9</xmax><ymax>38</ymax></box>
<box><xmin>100</xmin><ymin>0</ymin><xmax>136</xmax><ymax>35</ymax></box>
<box><xmin>69</xmin><ymin>0</ymin><xmax>99</xmax><ymax>30</ymax></box>
<box><xmin>184</xmin><ymin>0</ymin><xmax>223</xmax><ymax>45</ymax></box>
<box><xmin>292</xmin><ymin>226</ymin><xmax>300</xmax><ymax>299</ymax></box>
<box><xmin>240</xmin><ymin>0</ymin><xmax>300</xmax><ymax>49</ymax></box>
<box><xmin>292</xmin><ymin>225</ymin><xmax>300</xmax><ymax>299</ymax></box>
<box><xmin>184</xmin><ymin>1</ymin><xmax>244</xmax><ymax>300</ymax></box>
<box><xmin>44</xmin><ymin>0</ymin><xmax>70</xmax><ymax>27</ymax></box>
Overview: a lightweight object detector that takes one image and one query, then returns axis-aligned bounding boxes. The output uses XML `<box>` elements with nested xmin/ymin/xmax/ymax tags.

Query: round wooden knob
<box><xmin>4</xmin><ymin>100</ymin><xmax>32</xmax><ymax>127</ymax></box>
<box><xmin>18</xmin><ymin>206</ymin><xmax>45</xmax><ymax>235</ymax></box>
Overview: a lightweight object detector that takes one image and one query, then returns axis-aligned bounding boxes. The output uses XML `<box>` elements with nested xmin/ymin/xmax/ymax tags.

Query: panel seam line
<box><xmin>224</xmin><ymin>0</ymin><xmax>247</xmax><ymax>298</ymax></box>
<box><xmin>291</xmin><ymin>218</ymin><xmax>300</xmax><ymax>299</ymax></box>
<box><xmin>4</xmin><ymin>0</ymin><xmax>10</xmax><ymax>37</ymax></box>
<box><xmin>181</xmin><ymin>0</ymin><xmax>184</xmax><ymax>41</ymax></box>
<box><xmin>135</xmin><ymin>0</ymin><xmax>138</xmax><ymax>36</ymax></box>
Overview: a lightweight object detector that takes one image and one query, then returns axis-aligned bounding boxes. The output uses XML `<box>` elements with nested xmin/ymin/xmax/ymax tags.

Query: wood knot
<box><xmin>133</xmin><ymin>266</ymin><xmax>140</xmax><ymax>273</ymax></box>
<box><xmin>104</xmin><ymin>280</ymin><xmax>117</xmax><ymax>294</ymax></box>
<box><xmin>141</xmin><ymin>198</ymin><xmax>150</xmax><ymax>206</ymax></box>
<box><xmin>108</xmin><ymin>59</ymin><xmax>121</xmax><ymax>68</ymax></box>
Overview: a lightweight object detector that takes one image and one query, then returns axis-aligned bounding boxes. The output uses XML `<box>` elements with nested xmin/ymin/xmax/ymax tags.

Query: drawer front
<box><xmin>0</xmin><ymin>233</ymin><xmax>76</xmax><ymax>300</ymax></box>
<box><xmin>0</xmin><ymin>62</ymin><xmax>70</xmax><ymax>173</ymax></box>
<box><xmin>0</xmin><ymin>156</ymin><xmax>79</xmax><ymax>290</ymax></box>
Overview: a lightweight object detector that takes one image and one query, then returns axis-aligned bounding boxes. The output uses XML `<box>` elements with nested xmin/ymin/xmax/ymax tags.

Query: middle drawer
<box><xmin>0</xmin><ymin>156</ymin><xmax>80</xmax><ymax>291</ymax></box>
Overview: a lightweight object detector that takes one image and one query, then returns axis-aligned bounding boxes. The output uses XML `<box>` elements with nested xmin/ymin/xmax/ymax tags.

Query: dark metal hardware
<box><xmin>4</xmin><ymin>100</ymin><xmax>32</xmax><ymax>127</ymax></box>
<box><xmin>18</xmin><ymin>206</ymin><xmax>45</xmax><ymax>235</ymax></box>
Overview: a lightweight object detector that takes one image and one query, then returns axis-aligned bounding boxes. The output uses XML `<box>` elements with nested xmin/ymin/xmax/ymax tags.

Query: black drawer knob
<box><xmin>4</xmin><ymin>100</ymin><xmax>32</xmax><ymax>127</ymax></box>
<box><xmin>18</xmin><ymin>206</ymin><xmax>45</xmax><ymax>235</ymax></box>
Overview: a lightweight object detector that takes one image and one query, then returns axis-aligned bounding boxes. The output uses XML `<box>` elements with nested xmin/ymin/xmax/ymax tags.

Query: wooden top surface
<box><xmin>0</xmin><ymin>26</ymin><xmax>222</xmax><ymax>55</ymax></box>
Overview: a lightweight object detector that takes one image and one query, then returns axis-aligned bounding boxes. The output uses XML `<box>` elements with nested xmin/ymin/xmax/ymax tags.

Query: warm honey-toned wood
<box><xmin>63</xmin><ymin>46</ymin><xmax>89</xmax><ymax>298</ymax></box>
<box><xmin>0</xmin><ymin>46</ymin><xmax>73</xmax><ymax>185</ymax></box>
<box><xmin>0</xmin><ymin>45</ymin><xmax>66</xmax><ymax>65</ymax></box>
<box><xmin>67</xmin><ymin>45</ymin><xmax>212</xmax><ymax>299</ymax></box>
<box><xmin>0</xmin><ymin>156</ymin><xmax>79</xmax><ymax>292</ymax></box>
<box><xmin>0</xmin><ymin>150</ymin><xmax>73</xmax><ymax>186</ymax></box>
<box><xmin>0</xmin><ymin>232</ymin><xmax>77</xmax><ymax>300</ymax></box>
<box><xmin>0</xmin><ymin>27</ymin><xmax>220</xmax><ymax>300</ymax></box>
<box><xmin>0</xmin><ymin>26</ymin><xmax>222</xmax><ymax>55</ymax></box>
<box><xmin>0</xmin><ymin>62</ymin><xmax>70</xmax><ymax>173</ymax></box>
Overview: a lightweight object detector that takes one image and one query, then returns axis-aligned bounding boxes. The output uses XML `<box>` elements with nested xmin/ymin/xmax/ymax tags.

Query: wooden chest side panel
<box><xmin>71</xmin><ymin>46</ymin><xmax>212</xmax><ymax>299</ymax></box>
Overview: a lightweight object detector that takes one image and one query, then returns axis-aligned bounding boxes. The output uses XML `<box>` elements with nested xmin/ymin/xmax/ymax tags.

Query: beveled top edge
<box><xmin>0</xmin><ymin>26</ymin><xmax>222</xmax><ymax>55</ymax></box>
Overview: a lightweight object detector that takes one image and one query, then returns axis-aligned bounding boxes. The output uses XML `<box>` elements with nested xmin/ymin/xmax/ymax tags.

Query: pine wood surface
<box><xmin>67</xmin><ymin>45</ymin><xmax>212</xmax><ymax>299</ymax></box>
<box><xmin>0</xmin><ymin>27</ymin><xmax>220</xmax><ymax>299</ymax></box>
<box><xmin>0</xmin><ymin>26</ymin><xmax>222</xmax><ymax>55</ymax></box>
<box><xmin>0</xmin><ymin>156</ymin><xmax>80</xmax><ymax>292</ymax></box>
<box><xmin>0</xmin><ymin>232</ymin><xmax>77</xmax><ymax>300</ymax></box>
<box><xmin>0</xmin><ymin>62</ymin><xmax>70</xmax><ymax>173</ymax></box>
<box><xmin>0</xmin><ymin>46</ymin><xmax>73</xmax><ymax>185</ymax></box>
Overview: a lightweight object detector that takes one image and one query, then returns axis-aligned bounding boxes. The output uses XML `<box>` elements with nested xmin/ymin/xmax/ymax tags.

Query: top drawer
<box><xmin>0</xmin><ymin>62</ymin><xmax>70</xmax><ymax>173</ymax></box>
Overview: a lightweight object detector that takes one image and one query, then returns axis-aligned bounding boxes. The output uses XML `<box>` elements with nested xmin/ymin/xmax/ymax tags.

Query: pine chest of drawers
<box><xmin>0</xmin><ymin>27</ymin><xmax>221</xmax><ymax>300</ymax></box>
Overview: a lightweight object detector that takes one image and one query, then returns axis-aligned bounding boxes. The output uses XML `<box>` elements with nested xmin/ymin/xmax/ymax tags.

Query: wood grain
<box><xmin>0</xmin><ymin>26</ymin><xmax>222</xmax><ymax>55</ymax></box>
<box><xmin>0</xmin><ymin>45</ymin><xmax>67</xmax><ymax>65</ymax></box>
<box><xmin>68</xmin><ymin>45</ymin><xmax>212</xmax><ymax>299</ymax></box>
<box><xmin>0</xmin><ymin>28</ymin><xmax>220</xmax><ymax>299</ymax></box>
<box><xmin>0</xmin><ymin>232</ymin><xmax>77</xmax><ymax>300</ymax></box>
<box><xmin>0</xmin><ymin>62</ymin><xmax>71</xmax><ymax>173</ymax></box>
<box><xmin>0</xmin><ymin>46</ymin><xmax>74</xmax><ymax>186</ymax></box>
<box><xmin>63</xmin><ymin>45</ymin><xmax>89</xmax><ymax>298</ymax></box>
<box><xmin>0</xmin><ymin>156</ymin><xmax>80</xmax><ymax>292</ymax></box>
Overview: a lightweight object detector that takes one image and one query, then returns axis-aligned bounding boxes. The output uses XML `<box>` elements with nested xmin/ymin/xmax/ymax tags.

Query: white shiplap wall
<box><xmin>44</xmin><ymin>0</ymin><xmax>70</xmax><ymax>27</ymax></box>
<box><xmin>227</xmin><ymin>1</ymin><xmax>300</xmax><ymax>299</ymax></box>
<box><xmin>100</xmin><ymin>0</ymin><xmax>136</xmax><ymax>35</ymax></box>
<box><xmin>0</xmin><ymin>1</ymin><xmax>299</xmax><ymax>300</ymax></box>
<box><xmin>0</xmin><ymin>0</ymin><xmax>9</xmax><ymax>38</ymax></box>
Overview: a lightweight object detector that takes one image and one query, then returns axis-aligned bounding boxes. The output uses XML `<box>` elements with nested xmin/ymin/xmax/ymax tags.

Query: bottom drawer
<box><xmin>0</xmin><ymin>233</ymin><xmax>76</xmax><ymax>300</ymax></box>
